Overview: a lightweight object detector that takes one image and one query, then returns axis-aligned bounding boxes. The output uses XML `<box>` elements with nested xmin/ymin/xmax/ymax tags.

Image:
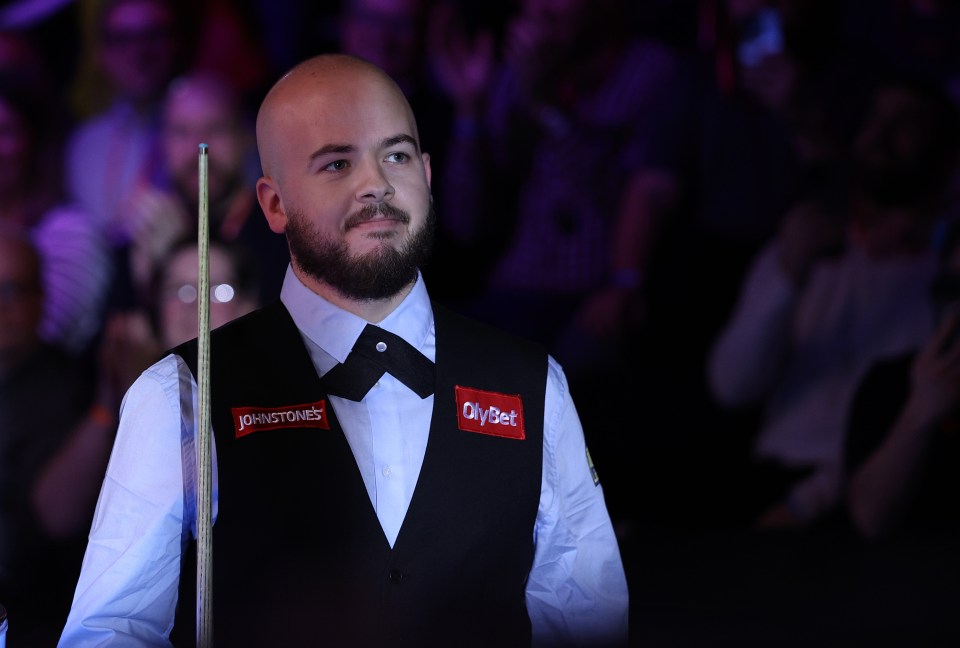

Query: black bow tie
<box><xmin>319</xmin><ymin>324</ymin><xmax>435</xmax><ymax>401</ymax></box>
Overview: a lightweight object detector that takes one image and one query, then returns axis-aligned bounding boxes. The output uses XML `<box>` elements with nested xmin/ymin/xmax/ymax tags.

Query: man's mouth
<box><xmin>345</xmin><ymin>204</ymin><xmax>410</xmax><ymax>230</ymax></box>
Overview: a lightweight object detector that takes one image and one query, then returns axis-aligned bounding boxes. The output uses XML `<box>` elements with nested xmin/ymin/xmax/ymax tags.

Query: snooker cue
<box><xmin>196</xmin><ymin>143</ymin><xmax>214</xmax><ymax>648</ymax></box>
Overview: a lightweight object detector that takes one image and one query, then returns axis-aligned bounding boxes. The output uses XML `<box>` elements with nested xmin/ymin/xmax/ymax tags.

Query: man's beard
<box><xmin>286</xmin><ymin>201</ymin><xmax>435</xmax><ymax>301</ymax></box>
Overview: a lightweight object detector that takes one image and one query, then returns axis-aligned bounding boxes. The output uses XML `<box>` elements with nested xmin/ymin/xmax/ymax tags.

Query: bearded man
<box><xmin>59</xmin><ymin>55</ymin><xmax>628</xmax><ymax>648</ymax></box>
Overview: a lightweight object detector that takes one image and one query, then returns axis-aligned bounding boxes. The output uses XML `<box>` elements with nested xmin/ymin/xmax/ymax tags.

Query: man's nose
<box><xmin>355</xmin><ymin>157</ymin><xmax>395</xmax><ymax>204</ymax></box>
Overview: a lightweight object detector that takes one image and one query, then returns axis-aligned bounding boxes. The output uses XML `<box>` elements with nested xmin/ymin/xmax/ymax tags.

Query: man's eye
<box><xmin>386</xmin><ymin>152</ymin><xmax>409</xmax><ymax>163</ymax></box>
<box><xmin>325</xmin><ymin>160</ymin><xmax>348</xmax><ymax>171</ymax></box>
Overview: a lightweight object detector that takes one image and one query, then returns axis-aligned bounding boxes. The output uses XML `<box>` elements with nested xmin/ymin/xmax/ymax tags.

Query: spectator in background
<box><xmin>340</xmin><ymin>0</ymin><xmax>431</xmax><ymax>99</ymax></box>
<box><xmin>845</xmin><ymin>220</ymin><xmax>960</xmax><ymax>540</ymax></box>
<box><xmin>189</xmin><ymin>0</ymin><xmax>270</xmax><ymax>105</ymax></box>
<box><xmin>430</xmin><ymin>0</ymin><xmax>680</xmax><ymax>373</ymax></box>
<box><xmin>65</xmin><ymin>0</ymin><xmax>189</xmax><ymax>245</ymax></box>
<box><xmin>707</xmin><ymin>72</ymin><xmax>960</xmax><ymax>529</ymax></box>
<box><xmin>0</xmin><ymin>71</ymin><xmax>111</xmax><ymax>356</ymax></box>
<box><xmin>628</xmin><ymin>0</ymin><xmax>856</xmax><ymax>400</ymax></box>
<box><xmin>32</xmin><ymin>236</ymin><xmax>260</xmax><ymax>553</ymax></box>
<box><xmin>604</xmin><ymin>0</ymin><xmax>897</xmax><ymax>527</ymax></box>
<box><xmin>154</xmin><ymin>237</ymin><xmax>261</xmax><ymax>349</ymax></box>
<box><xmin>112</xmin><ymin>70</ymin><xmax>288</xmax><ymax>311</ymax></box>
<box><xmin>0</xmin><ymin>229</ymin><xmax>95</xmax><ymax>646</ymax></box>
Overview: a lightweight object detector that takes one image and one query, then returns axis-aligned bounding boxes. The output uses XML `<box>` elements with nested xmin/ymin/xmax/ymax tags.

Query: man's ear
<box><xmin>422</xmin><ymin>152</ymin><xmax>432</xmax><ymax>189</ymax></box>
<box><xmin>257</xmin><ymin>176</ymin><xmax>287</xmax><ymax>234</ymax></box>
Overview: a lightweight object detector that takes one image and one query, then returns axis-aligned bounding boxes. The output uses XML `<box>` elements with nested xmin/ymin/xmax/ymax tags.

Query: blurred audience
<box><xmin>65</xmin><ymin>0</ymin><xmax>189</xmax><ymax>245</ymax></box>
<box><xmin>431</xmin><ymin>0</ymin><xmax>680</xmax><ymax>375</ymax></box>
<box><xmin>845</xmin><ymin>220</ymin><xmax>960</xmax><ymax>540</ymax></box>
<box><xmin>190</xmin><ymin>0</ymin><xmax>270</xmax><ymax>105</ymax></box>
<box><xmin>340</xmin><ymin>0</ymin><xmax>431</xmax><ymax>98</ymax></box>
<box><xmin>111</xmin><ymin>70</ymin><xmax>287</xmax><ymax>311</ymax></box>
<box><xmin>624</xmin><ymin>0</ymin><xmax>862</xmax><ymax>438</ymax></box>
<box><xmin>0</xmin><ymin>71</ymin><xmax>110</xmax><ymax>356</ymax></box>
<box><xmin>707</xmin><ymin>72</ymin><xmax>960</xmax><ymax>529</ymax></box>
<box><xmin>0</xmin><ymin>229</ymin><xmax>95</xmax><ymax>646</ymax></box>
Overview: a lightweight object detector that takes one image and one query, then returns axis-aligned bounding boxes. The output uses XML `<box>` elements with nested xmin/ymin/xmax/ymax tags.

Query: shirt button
<box><xmin>388</xmin><ymin>568</ymin><xmax>404</xmax><ymax>584</ymax></box>
<box><xmin>382</xmin><ymin>465</ymin><xmax>392</xmax><ymax>478</ymax></box>
<box><xmin>375</xmin><ymin>341</ymin><xmax>387</xmax><ymax>352</ymax></box>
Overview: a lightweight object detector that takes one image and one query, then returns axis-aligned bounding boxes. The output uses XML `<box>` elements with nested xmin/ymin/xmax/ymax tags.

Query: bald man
<box><xmin>59</xmin><ymin>55</ymin><xmax>628</xmax><ymax>647</ymax></box>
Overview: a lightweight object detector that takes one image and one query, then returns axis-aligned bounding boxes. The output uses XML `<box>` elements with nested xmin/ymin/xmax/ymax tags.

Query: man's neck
<box><xmin>291</xmin><ymin>264</ymin><xmax>415</xmax><ymax>324</ymax></box>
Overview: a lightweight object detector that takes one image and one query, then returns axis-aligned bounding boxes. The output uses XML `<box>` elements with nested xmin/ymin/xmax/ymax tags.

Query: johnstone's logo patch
<box><xmin>455</xmin><ymin>386</ymin><xmax>525</xmax><ymax>440</ymax></box>
<box><xmin>231</xmin><ymin>400</ymin><xmax>330</xmax><ymax>438</ymax></box>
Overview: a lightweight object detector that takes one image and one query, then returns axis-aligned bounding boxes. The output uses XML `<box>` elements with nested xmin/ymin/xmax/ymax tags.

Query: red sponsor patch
<box><xmin>231</xmin><ymin>400</ymin><xmax>330</xmax><ymax>438</ymax></box>
<box><xmin>455</xmin><ymin>386</ymin><xmax>525</xmax><ymax>440</ymax></box>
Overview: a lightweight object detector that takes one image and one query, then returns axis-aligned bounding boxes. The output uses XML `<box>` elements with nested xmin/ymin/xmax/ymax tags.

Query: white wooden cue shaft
<box><xmin>196</xmin><ymin>143</ymin><xmax>214</xmax><ymax>648</ymax></box>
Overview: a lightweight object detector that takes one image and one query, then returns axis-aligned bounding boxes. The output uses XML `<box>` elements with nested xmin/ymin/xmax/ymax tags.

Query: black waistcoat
<box><xmin>171</xmin><ymin>301</ymin><xmax>546</xmax><ymax>647</ymax></box>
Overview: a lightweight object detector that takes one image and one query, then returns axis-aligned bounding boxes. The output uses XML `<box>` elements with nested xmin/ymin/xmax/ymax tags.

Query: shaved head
<box><xmin>252</xmin><ymin>54</ymin><xmax>433</xmax><ymax>318</ymax></box>
<box><xmin>256</xmin><ymin>54</ymin><xmax>419</xmax><ymax>182</ymax></box>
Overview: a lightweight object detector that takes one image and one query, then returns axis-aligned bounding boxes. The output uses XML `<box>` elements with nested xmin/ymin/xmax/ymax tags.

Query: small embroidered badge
<box><xmin>455</xmin><ymin>385</ymin><xmax>525</xmax><ymax>440</ymax></box>
<box><xmin>231</xmin><ymin>400</ymin><xmax>330</xmax><ymax>438</ymax></box>
<box><xmin>586</xmin><ymin>447</ymin><xmax>600</xmax><ymax>486</ymax></box>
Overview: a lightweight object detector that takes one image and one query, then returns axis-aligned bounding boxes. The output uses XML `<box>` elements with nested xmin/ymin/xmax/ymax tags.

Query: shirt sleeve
<box><xmin>526</xmin><ymin>357</ymin><xmax>630</xmax><ymax>647</ymax></box>
<box><xmin>707</xmin><ymin>241</ymin><xmax>799</xmax><ymax>407</ymax></box>
<box><xmin>58</xmin><ymin>355</ymin><xmax>191</xmax><ymax>647</ymax></box>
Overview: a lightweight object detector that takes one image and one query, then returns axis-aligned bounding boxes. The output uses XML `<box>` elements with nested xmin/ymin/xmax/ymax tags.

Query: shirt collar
<box><xmin>280</xmin><ymin>265</ymin><xmax>434</xmax><ymax>365</ymax></box>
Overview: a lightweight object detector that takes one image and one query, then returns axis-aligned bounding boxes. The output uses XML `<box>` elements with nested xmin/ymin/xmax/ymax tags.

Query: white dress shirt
<box><xmin>59</xmin><ymin>268</ymin><xmax>629</xmax><ymax>647</ymax></box>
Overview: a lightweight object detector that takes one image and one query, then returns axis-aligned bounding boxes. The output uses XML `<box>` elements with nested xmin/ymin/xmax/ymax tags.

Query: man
<box><xmin>707</xmin><ymin>74</ymin><xmax>960</xmax><ymax>528</ymax></box>
<box><xmin>66</xmin><ymin>0</ymin><xmax>186</xmax><ymax>244</ymax></box>
<box><xmin>59</xmin><ymin>54</ymin><xmax>628</xmax><ymax>647</ymax></box>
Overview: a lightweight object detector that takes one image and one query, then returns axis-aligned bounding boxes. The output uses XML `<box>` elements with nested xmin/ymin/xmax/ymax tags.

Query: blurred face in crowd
<box><xmin>162</xmin><ymin>75</ymin><xmax>252</xmax><ymax>206</ymax></box>
<box><xmin>98</xmin><ymin>0</ymin><xmax>179</xmax><ymax>103</ymax></box>
<box><xmin>0</xmin><ymin>237</ymin><xmax>42</xmax><ymax>372</ymax></box>
<box><xmin>854</xmin><ymin>86</ymin><xmax>942</xmax><ymax>189</ymax></box>
<box><xmin>159</xmin><ymin>243</ymin><xmax>257</xmax><ymax>348</ymax></box>
<box><xmin>340</xmin><ymin>0</ymin><xmax>424</xmax><ymax>83</ymax></box>
<box><xmin>0</xmin><ymin>97</ymin><xmax>30</xmax><ymax>199</ymax></box>
<box><xmin>850</xmin><ymin>84</ymin><xmax>957</xmax><ymax>256</ymax></box>
<box><xmin>256</xmin><ymin>56</ymin><xmax>434</xmax><ymax>303</ymax></box>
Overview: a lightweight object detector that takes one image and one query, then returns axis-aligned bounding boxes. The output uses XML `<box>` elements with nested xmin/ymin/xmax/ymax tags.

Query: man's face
<box><xmin>852</xmin><ymin>85</ymin><xmax>945</xmax><ymax>209</ymax></box>
<box><xmin>98</xmin><ymin>0</ymin><xmax>178</xmax><ymax>102</ymax></box>
<box><xmin>261</xmin><ymin>71</ymin><xmax>433</xmax><ymax>300</ymax></box>
<box><xmin>163</xmin><ymin>80</ymin><xmax>249</xmax><ymax>205</ymax></box>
